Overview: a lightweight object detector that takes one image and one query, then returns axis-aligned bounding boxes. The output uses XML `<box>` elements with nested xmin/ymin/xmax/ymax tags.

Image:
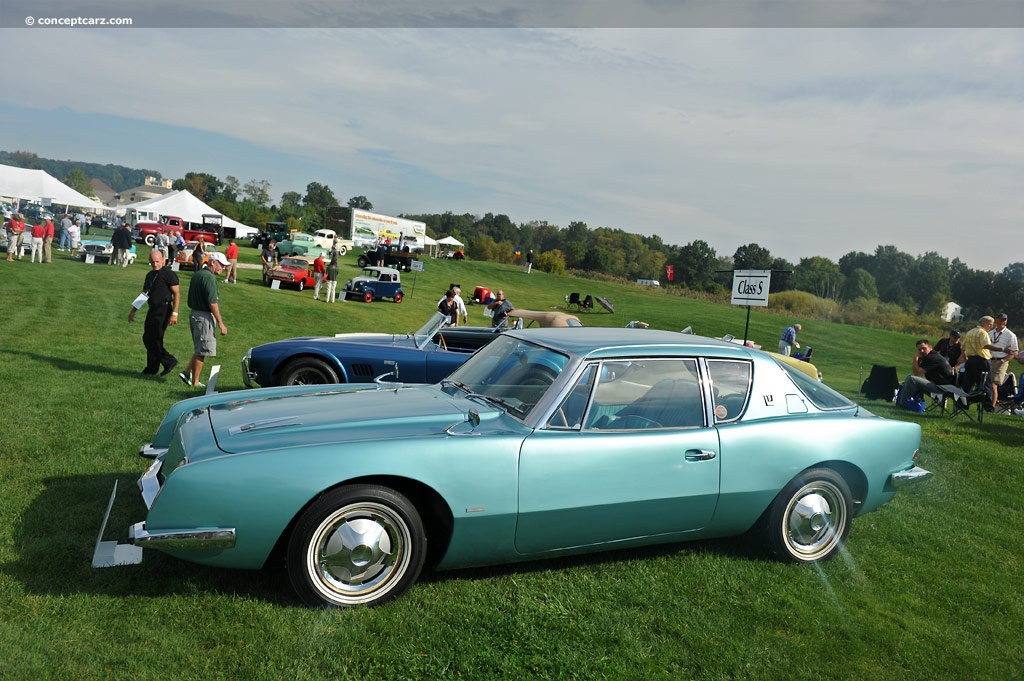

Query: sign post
<box><xmin>730</xmin><ymin>270</ymin><xmax>771</xmax><ymax>345</ymax></box>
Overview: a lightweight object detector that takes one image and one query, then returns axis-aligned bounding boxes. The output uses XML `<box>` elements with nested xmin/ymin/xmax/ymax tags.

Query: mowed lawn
<box><xmin>1</xmin><ymin>242</ymin><xmax>1022</xmax><ymax>680</ymax></box>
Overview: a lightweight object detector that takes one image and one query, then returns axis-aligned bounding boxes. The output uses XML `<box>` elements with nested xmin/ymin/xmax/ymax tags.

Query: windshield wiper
<box><xmin>441</xmin><ymin>380</ymin><xmax>520</xmax><ymax>414</ymax></box>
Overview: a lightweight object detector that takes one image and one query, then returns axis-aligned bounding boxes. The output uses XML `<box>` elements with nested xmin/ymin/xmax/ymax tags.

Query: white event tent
<box><xmin>0</xmin><ymin>164</ymin><xmax>106</xmax><ymax>211</ymax></box>
<box><xmin>121</xmin><ymin>190</ymin><xmax>258</xmax><ymax>239</ymax></box>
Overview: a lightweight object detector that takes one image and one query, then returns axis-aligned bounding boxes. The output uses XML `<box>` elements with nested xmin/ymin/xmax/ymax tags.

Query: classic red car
<box><xmin>268</xmin><ymin>256</ymin><xmax>317</xmax><ymax>290</ymax></box>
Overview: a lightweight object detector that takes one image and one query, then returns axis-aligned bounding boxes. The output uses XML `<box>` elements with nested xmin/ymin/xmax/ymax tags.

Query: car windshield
<box><xmin>442</xmin><ymin>335</ymin><xmax>570</xmax><ymax>419</ymax></box>
<box><xmin>774</xmin><ymin>358</ymin><xmax>855</xmax><ymax>410</ymax></box>
<box><xmin>412</xmin><ymin>312</ymin><xmax>450</xmax><ymax>350</ymax></box>
<box><xmin>280</xmin><ymin>258</ymin><xmax>307</xmax><ymax>268</ymax></box>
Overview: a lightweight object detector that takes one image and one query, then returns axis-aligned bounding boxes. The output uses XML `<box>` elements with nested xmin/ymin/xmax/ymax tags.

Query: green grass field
<box><xmin>1</xmin><ymin>241</ymin><xmax>1021</xmax><ymax>680</ymax></box>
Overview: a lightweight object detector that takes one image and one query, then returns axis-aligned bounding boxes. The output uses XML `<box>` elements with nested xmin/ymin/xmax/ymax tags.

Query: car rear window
<box><xmin>775</xmin><ymin>359</ymin><xmax>855</xmax><ymax>410</ymax></box>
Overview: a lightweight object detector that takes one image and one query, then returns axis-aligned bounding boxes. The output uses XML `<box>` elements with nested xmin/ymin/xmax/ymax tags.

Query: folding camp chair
<box><xmin>861</xmin><ymin>365</ymin><xmax>899</xmax><ymax>402</ymax></box>
<box><xmin>565</xmin><ymin>292</ymin><xmax>583</xmax><ymax>311</ymax></box>
<box><xmin>582</xmin><ymin>295</ymin><xmax>594</xmax><ymax>310</ymax></box>
<box><xmin>937</xmin><ymin>371</ymin><xmax>989</xmax><ymax>423</ymax></box>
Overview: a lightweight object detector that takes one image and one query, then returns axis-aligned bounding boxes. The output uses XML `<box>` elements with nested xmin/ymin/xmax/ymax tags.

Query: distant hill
<box><xmin>0</xmin><ymin>150</ymin><xmax>161</xmax><ymax>192</ymax></box>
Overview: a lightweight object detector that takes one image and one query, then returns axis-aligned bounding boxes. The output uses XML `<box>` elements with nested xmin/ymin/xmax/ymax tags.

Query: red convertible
<box><xmin>268</xmin><ymin>256</ymin><xmax>317</xmax><ymax>290</ymax></box>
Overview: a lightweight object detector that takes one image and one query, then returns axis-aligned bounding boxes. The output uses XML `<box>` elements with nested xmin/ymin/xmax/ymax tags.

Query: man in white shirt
<box><xmin>989</xmin><ymin>313</ymin><xmax>1019</xmax><ymax>407</ymax></box>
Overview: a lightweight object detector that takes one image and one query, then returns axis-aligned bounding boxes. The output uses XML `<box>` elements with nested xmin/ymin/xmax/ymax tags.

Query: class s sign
<box><xmin>730</xmin><ymin>269</ymin><xmax>771</xmax><ymax>307</ymax></box>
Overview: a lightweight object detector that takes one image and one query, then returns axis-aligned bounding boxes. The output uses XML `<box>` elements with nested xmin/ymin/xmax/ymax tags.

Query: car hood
<box><xmin>256</xmin><ymin>332</ymin><xmax>423</xmax><ymax>353</ymax></box>
<box><xmin>206</xmin><ymin>384</ymin><xmax>476</xmax><ymax>456</ymax></box>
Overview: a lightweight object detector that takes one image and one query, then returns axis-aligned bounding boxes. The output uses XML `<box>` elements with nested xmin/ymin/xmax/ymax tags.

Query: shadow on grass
<box><xmin>5</xmin><ymin>473</ymin><xmax>767</xmax><ymax>608</ymax></box>
<box><xmin>6</xmin><ymin>348</ymin><xmax>146</xmax><ymax>379</ymax></box>
<box><xmin>2</xmin><ymin>473</ymin><xmax>293</xmax><ymax>607</ymax></box>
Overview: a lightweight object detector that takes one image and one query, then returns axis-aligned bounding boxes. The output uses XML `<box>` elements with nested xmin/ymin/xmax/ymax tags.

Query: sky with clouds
<box><xmin>1</xmin><ymin>5</ymin><xmax>1021</xmax><ymax>272</ymax></box>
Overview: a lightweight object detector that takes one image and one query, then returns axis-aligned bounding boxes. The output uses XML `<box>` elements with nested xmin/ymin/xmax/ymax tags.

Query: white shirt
<box><xmin>990</xmin><ymin>326</ymin><xmax>1019</xmax><ymax>360</ymax></box>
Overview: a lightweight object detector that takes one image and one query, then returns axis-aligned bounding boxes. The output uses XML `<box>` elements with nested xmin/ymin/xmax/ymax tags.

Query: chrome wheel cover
<box><xmin>305</xmin><ymin>502</ymin><xmax>412</xmax><ymax>605</ymax></box>
<box><xmin>783</xmin><ymin>481</ymin><xmax>847</xmax><ymax>561</ymax></box>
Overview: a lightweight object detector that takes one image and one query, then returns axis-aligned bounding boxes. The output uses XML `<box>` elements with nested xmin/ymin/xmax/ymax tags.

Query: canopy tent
<box><xmin>121</xmin><ymin>190</ymin><xmax>257</xmax><ymax>239</ymax></box>
<box><xmin>436</xmin><ymin>235</ymin><xmax>464</xmax><ymax>247</ymax></box>
<box><xmin>0</xmin><ymin>163</ymin><xmax>106</xmax><ymax>211</ymax></box>
<box><xmin>421</xmin><ymin>234</ymin><xmax>439</xmax><ymax>258</ymax></box>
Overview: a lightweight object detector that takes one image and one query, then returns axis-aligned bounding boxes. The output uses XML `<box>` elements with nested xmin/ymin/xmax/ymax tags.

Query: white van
<box><xmin>636</xmin><ymin>279</ymin><xmax>660</xmax><ymax>287</ymax></box>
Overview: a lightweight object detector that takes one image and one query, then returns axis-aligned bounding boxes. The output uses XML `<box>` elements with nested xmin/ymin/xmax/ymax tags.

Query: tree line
<box><xmin>6</xmin><ymin>151</ymin><xmax>1020</xmax><ymax>328</ymax></box>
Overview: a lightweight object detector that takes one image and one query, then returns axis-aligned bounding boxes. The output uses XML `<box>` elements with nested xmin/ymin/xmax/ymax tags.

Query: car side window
<box><xmin>583</xmin><ymin>359</ymin><xmax>704</xmax><ymax>430</ymax></box>
<box><xmin>547</xmin><ymin>365</ymin><xmax>596</xmax><ymax>430</ymax></box>
<box><xmin>707</xmin><ymin>359</ymin><xmax>752</xmax><ymax>423</ymax></box>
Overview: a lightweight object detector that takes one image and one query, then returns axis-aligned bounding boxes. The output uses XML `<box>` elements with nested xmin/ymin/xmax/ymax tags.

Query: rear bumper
<box><xmin>889</xmin><ymin>465</ymin><xmax>933</xmax><ymax>488</ymax></box>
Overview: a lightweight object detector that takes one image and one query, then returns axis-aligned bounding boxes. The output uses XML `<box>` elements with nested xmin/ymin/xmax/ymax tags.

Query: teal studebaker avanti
<box><xmin>97</xmin><ymin>328</ymin><xmax>931</xmax><ymax>607</ymax></box>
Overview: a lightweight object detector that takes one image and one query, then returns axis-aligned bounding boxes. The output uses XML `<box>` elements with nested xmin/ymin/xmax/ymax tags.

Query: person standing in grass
<box><xmin>324</xmin><ymin>255</ymin><xmax>339</xmax><ymax>303</ymax></box>
<box><xmin>129</xmin><ymin>249</ymin><xmax>180</xmax><ymax>376</ymax></box>
<box><xmin>224</xmin><ymin>239</ymin><xmax>239</xmax><ymax>284</ymax></box>
<box><xmin>312</xmin><ymin>252</ymin><xmax>326</xmax><ymax>300</ymax></box>
<box><xmin>29</xmin><ymin>219</ymin><xmax>46</xmax><ymax>263</ymax></box>
<box><xmin>180</xmin><ymin>251</ymin><xmax>229</xmax><ymax>390</ymax></box>
<box><xmin>961</xmin><ymin>316</ymin><xmax>1001</xmax><ymax>408</ymax></box>
<box><xmin>778</xmin><ymin>323</ymin><xmax>802</xmax><ymax>356</ymax></box>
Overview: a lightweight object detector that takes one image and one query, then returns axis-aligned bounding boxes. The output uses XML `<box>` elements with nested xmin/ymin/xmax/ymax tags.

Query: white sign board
<box><xmin>410</xmin><ymin>260</ymin><xmax>424</xmax><ymax>272</ymax></box>
<box><xmin>730</xmin><ymin>270</ymin><xmax>771</xmax><ymax>307</ymax></box>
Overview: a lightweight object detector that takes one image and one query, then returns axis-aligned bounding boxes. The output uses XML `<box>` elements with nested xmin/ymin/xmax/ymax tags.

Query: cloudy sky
<box><xmin>1</xmin><ymin>2</ymin><xmax>1022</xmax><ymax>271</ymax></box>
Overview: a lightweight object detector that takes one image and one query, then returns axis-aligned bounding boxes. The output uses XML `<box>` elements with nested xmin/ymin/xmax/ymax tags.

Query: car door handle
<box><xmin>685</xmin><ymin>449</ymin><xmax>717</xmax><ymax>461</ymax></box>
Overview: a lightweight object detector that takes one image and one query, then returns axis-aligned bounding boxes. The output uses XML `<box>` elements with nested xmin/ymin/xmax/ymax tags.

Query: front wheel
<box><xmin>763</xmin><ymin>467</ymin><xmax>852</xmax><ymax>563</ymax></box>
<box><xmin>394</xmin><ymin>292</ymin><xmax>403</xmax><ymax>304</ymax></box>
<box><xmin>338</xmin><ymin>246</ymin><xmax>348</xmax><ymax>256</ymax></box>
<box><xmin>278</xmin><ymin>357</ymin><xmax>340</xmax><ymax>386</ymax></box>
<box><xmin>356</xmin><ymin>255</ymin><xmax>369</xmax><ymax>268</ymax></box>
<box><xmin>287</xmin><ymin>485</ymin><xmax>426</xmax><ymax>608</ymax></box>
<box><xmin>364</xmin><ymin>290</ymin><xmax>374</xmax><ymax>303</ymax></box>
<box><xmin>144</xmin><ymin>234</ymin><xmax>156</xmax><ymax>246</ymax></box>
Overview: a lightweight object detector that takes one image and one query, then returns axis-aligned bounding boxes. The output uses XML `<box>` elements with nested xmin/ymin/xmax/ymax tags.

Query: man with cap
<box><xmin>180</xmin><ymin>251</ymin><xmax>229</xmax><ymax>390</ymax></box>
<box><xmin>933</xmin><ymin>329</ymin><xmax>964</xmax><ymax>370</ymax></box>
<box><xmin>989</xmin><ymin>313</ymin><xmax>1018</xmax><ymax>408</ymax></box>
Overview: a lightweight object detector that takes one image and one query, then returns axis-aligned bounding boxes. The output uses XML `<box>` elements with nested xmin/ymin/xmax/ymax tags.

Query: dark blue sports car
<box><xmin>242</xmin><ymin>312</ymin><xmax>505</xmax><ymax>387</ymax></box>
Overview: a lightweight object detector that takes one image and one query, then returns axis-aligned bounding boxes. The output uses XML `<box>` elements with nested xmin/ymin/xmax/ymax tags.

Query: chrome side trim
<box><xmin>130</xmin><ymin>522</ymin><xmax>237</xmax><ymax>550</ymax></box>
<box><xmin>889</xmin><ymin>466</ymin><xmax>933</xmax><ymax>488</ymax></box>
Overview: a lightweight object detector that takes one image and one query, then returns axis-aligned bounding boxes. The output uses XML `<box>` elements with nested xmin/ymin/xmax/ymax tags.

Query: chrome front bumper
<box><xmin>889</xmin><ymin>465</ymin><xmax>933</xmax><ymax>488</ymax></box>
<box><xmin>129</xmin><ymin>522</ymin><xmax>236</xmax><ymax>551</ymax></box>
<box><xmin>241</xmin><ymin>353</ymin><xmax>255</xmax><ymax>387</ymax></box>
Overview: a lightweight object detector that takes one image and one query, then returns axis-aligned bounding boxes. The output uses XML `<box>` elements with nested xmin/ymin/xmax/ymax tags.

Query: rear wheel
<box><xmin>278</xmin><ymin>357</ymin><xmax>340</xmax><ymax>386</ymax></box>
<box><xmin>357</xmin><ymin>255</ymin><xmax>368</xmax><ymax>268</ymax></box>
<box><xmin>364</xmin><ymin>291</ymin><xmax>374</xmax><ymax>303</ymax></box>
<box><xmin>337</xmin><ymin>246</ymin><xmax>348</xmax><ymax>256</ymax></box>
<box><xmin>287</xmin><ymin>485</ymin><xmax>426</xmax><ymax>608</ymax></box>
<box><xmin>144</xmin><ymin>234</ymin><xmax>156</xmax><ymax>246</ymax></box>
<box><xmin>763</xmin><ymin>467</ymin><xmax>852</xmax><ymax>563</ymax></box>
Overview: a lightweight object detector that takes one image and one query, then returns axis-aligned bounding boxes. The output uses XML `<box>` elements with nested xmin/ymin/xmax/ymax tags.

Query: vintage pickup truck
<box><xmin>132</xmin><ymin>214</ymin><xmax>223</xmax><ymax>246</ymax></box>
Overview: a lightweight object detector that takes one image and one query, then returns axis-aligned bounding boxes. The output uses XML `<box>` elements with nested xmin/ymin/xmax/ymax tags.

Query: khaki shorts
<box><xmin>990</xmin><ymin>356</ymin><xmax>1010</xmax><ymax>385</ymax></box>
<box><xmin>189</xmin><ymin>311</ymin><xmax>217</xmax><ymax>357</ymax></box>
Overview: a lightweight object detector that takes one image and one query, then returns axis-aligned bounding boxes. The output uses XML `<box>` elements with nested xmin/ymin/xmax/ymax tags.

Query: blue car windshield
<box><xmin>413</xmin><ymin>312</ymin><xmax>451</xmax><ymax>351</ymax></box>
<box><xmin>443</xmin><ymin>335</ymin><xmax>570</xmax><ymax>419</ymax></box>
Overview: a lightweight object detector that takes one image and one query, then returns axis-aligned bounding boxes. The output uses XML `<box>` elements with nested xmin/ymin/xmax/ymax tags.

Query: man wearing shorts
<box><xmin>180</xmin><ymin>251</ymin><xmax>229</xmax><ymax>389</ymax></box>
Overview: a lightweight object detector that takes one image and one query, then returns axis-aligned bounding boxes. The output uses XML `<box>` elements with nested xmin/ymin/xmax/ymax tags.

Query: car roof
<box><xmin>363</xmin><ymin>266</ymin><xmax>401</xmax><ymax>275</ymax></box>
<box><xmin>507</xmin><ymin>327</ymin><xmax>755</xmax><ymax>360</ymax></box>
